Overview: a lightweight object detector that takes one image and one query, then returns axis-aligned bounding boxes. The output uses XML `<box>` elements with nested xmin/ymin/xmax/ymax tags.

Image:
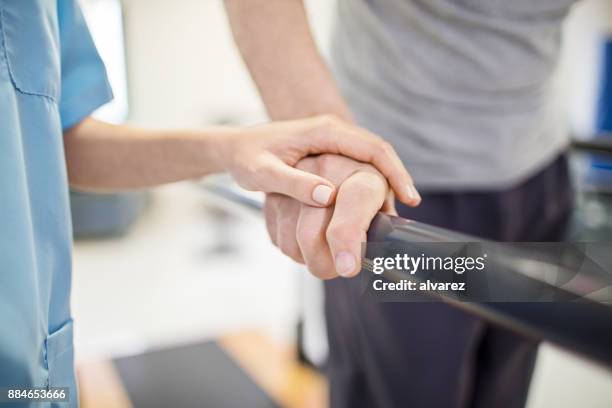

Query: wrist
<box><xmin>204</xmin><ymin>126</ymin><xmax>243</xmax><ymax>173</ymax></box>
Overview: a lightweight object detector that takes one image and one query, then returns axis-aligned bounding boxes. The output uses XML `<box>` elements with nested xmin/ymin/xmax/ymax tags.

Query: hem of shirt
<box><xmin>412</xmin><ymin>142</ymin><xmax>570</xmax><ymax>193</ymax></box>
<box><xmin>60</xmin><ymin>79</ymin><xmax>114</xmax><ymax>130</ymax></box>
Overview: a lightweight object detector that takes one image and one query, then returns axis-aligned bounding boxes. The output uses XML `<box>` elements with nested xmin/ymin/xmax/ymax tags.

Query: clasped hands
<box><xmin>265</xmin><ymin>154</ymin><xmax>405</xmax><ymax>278</ymax></box>
<box><xmin>222</xmin><ymin>115</ymin><xmax>421</xmax><ymax>279</ymax></box>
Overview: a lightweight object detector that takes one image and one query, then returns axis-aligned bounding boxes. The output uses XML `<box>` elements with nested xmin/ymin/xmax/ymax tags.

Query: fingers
<box><xmin>264</xmin><ymin>194</ymin><xmax>281</xmax><ymax>246</ymax></box>
<box><xmin>296</xmin><ymin>204</ymin><xmax>336</xmax><ymax>279</ymax></box>
<box><xmin>306</xmin><ymin>116</ymin><xmax>421</xmax><ymax>207</ymax></box>
<box><xmin>264</xmin><ymin>154</ymin><xmax>391</xmax><ymax>279</ymax></box>
<box><xmin>339</xmin><ymin>133</ymin><xmax>420</xmax><ymax>207</ymax></box>
<box><xmin>255</xmin><ymin>156</ymin><xmax>337</xmax><ymax>207</ymax></box>
<box><xmin>326</xmin><ymin>170</ymin><xmax>388</xmax><ymax>278</ymax></box>
<box><xmin>272</xmin><ymin>193</ymin><xmax>304</xmax><ymax>264</ymax></box>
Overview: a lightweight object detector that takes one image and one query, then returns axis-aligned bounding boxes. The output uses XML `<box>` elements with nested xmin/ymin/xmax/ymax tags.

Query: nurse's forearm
<box><xmin>64</xmin><ymin>117</ymin><xmax>418</xmax><ymax>202</ymax></box>
<box><xmin>63</xmin><ymin>117</ymin><xmax>232</xmax><ymax>191</ymax></box>
<box><xmin>224</xmin><ymin>0</ymin><xmax>352</xmax><ymax>121</ymax></box>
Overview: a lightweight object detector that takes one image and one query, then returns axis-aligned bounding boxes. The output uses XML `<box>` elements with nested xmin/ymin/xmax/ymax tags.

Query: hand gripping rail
<box><xmin>201</xmin><ymin>180</ymin><xmax>612</xmax><ymax>370</ymax></box>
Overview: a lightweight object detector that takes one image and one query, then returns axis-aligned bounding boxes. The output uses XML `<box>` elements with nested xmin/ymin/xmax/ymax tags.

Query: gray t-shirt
<box><xmin>330</xmin><ymin>0</ymin><xmax>578</xmax><ymax>191</ymax></box>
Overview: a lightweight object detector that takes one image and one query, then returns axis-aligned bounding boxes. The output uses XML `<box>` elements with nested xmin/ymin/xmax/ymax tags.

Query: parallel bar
<box><xmin>201</xmin><ymin>182</ymin><xmax>612</xmax><ymax>369</ymax></box>
<box><xmin>572</xmin><ymin>135</ymin><xmax>612</xmax><ymax>154</ymax></box>
<box><xmin>366</xmin><ymin>213</ymin><xmax>612</xmax><ymax>370</ymax></box>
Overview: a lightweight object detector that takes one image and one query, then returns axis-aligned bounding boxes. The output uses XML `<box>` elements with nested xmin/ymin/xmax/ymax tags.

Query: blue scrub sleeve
<box><xmin>57</xmin><ymin>0</ymin><xmax>114</xmax><ymax>130</ymax></box>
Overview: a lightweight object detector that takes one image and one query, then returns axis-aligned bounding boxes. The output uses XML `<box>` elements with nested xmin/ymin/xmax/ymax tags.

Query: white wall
<box><xmin>121</xmin><ymin>0</ymin><xmax>263</xmax><ymax>127</ymax></box>
<box><xmin>121</xmin><ymin>0</ymin><xmax>335</xmax><ymax>128</ymax></box>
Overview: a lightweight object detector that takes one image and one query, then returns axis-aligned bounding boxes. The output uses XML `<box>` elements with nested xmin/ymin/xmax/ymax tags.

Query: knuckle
<box><xmin>325</xmin><ymin>222</ymin><xmax>354</xmax><ymax>247</ymax></box>
<box><xmin>318</xmin><ymin>114</ymin><xmax>339</xmax><ymax>126</ymax></box>
<box><xmin>365</xmin><ymin>168</ymin><xmax>388</xmax><ymax>184</ymax></box>
<box><xmin>289</xmin><ymin>251</ymin><xmax>305</xmax><ymax>264</ymax></box>
<box><xmin>296</xmin><ymin>223</ymin><xmax>321</xmax><ymax>250</ymax></box>
<box><xmin>376</xmin><ymin>141</ymin><xmax>394</xmax><ymax>159</ymax></box>
<box><xmin>353</xmin><ymin>172</ymin><xmax>387</xmax><ymax>196</ymax></box>
<box><xmin>303</xmin><ymin>252</ymin><xmax>337</xmax><ymax>279</ymax></box>
<box><xmin>381</xmin><ymin>141</ymin><xmax>395</xmax><ymax>156</ymax></box>
<box><xmin>308</xmin><ymin>263</ymin><xmax>337</xmax><ymax>280</ymax></box>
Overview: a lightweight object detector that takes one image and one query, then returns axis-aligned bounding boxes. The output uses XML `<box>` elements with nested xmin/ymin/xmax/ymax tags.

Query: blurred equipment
<box><xmin>596</xmin><ymin>37</ymin><xmax>612</xmax><ymax>132</ymax></box>
<box><xmin>70</xmin><ymin>191</ymin><xmax>148</xmax><ymax>238</ymax></box>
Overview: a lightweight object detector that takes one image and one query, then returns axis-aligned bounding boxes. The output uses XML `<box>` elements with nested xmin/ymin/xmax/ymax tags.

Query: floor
<box><xmin>78</xmin><ymin>330</ymin><xmax>326</xmax><ymax>408</ymax></box>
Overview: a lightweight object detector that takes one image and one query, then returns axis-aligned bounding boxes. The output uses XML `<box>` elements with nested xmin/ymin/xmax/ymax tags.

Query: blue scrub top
<box><xmin>0</xmin><ymin>1</ymin><xmax>112</xmax><ymax>406</ymax></box>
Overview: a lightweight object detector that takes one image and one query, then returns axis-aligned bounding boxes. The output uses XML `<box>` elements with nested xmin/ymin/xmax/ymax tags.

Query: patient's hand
<box><xmin>265</xmin><ymin>154</ymin><xmax>395</xmax><ymax>279</ymax></box>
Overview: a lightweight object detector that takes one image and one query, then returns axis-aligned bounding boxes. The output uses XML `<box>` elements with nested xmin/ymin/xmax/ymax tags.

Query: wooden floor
<box><xmin>77</xmin><ymin>331</ymin><xmax>328</xmax><ymax>408</ymax></box>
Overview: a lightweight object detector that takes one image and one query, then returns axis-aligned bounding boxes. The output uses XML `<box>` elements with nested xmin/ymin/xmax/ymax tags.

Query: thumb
<box><xmin>326</xmin><ymin>171</ymin><xmax>387</xmax><ymax>278</ymax></box>
<box><xmin>256</xmin><ymin>159</ymin><xmax>337</xmax><ymax>207</ymax></box>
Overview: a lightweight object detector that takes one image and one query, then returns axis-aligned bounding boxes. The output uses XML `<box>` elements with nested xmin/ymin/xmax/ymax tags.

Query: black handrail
<box><xmin>201</xmin><ymin>181</ymin><xmax>612</xmax><ymax>370</ymax></box>
<box><xmin>366</xmin><ymin>214</ymin><xmax>612</xmax><ymax>370</ymax></box>
<box><xmin>572</xmin><ymin>133</ymin><xmax>612</xmax><ymax>154</ymax></box>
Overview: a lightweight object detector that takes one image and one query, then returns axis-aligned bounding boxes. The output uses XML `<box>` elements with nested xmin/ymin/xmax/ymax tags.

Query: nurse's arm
<box><xmin>63</xmin><ymin>116</ymin><xmax>418</xmax><ymax>206</ymax></box>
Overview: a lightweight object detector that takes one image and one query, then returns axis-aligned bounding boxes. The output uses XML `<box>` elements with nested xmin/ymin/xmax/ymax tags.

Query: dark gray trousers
<box><xmin>324</xmin><ymin>154</ymin><xmax>574</xmax><ymax>408</ymax></box>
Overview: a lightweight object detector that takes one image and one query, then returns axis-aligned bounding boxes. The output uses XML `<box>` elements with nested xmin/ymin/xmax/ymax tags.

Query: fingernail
<box><xmin>412</xmin><ymin>185</ymin><xmax>421</xmax><ymax>201</ymax></box>
<box><xmin>406</xmin><ymin>183</ymin><xmax>421</xmax><ymax>202</ymax></box>
<box><xmin>312</xmin><ymin>185</ymin><xmax>333</xmax><ymax>205</ymax></box>
<box><xmin>335</xmin><ymin>251</ymin><xmax>357</xmax><ymax>277</ymax></box>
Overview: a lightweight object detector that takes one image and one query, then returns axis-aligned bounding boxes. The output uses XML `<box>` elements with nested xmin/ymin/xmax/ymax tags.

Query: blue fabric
<box><xmin>0</xmin><ymin>1</ymin><xmax>112</xmax><ymax>406</ymax></box>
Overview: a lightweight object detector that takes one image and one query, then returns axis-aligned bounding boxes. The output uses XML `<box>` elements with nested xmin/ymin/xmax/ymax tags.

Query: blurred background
<box><xmin>72</xmin><ymin>0</ymin><xmax>612</xmax><ymax>407</ymax></box>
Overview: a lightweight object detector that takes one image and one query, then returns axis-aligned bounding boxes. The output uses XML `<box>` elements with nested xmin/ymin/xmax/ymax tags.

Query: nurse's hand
<box><xmin>220</xmin><ymin>115</ymin><xmax>420</xmax><ymax>207</ymax></box>
<box><xmin>265</xmin><ymin>154</ymin><xmax>395</xmax><ymax>279</ymax></box>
